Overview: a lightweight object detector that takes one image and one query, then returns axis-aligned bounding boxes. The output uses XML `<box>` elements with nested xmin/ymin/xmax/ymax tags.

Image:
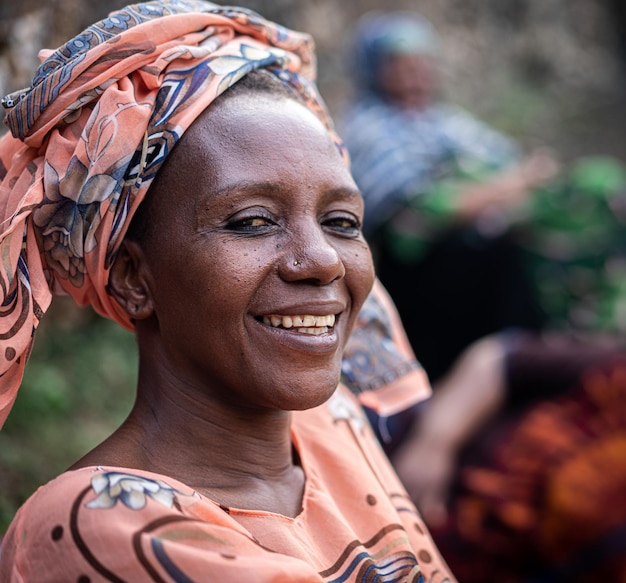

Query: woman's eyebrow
<box><xmin>210</xmin><ymin>181</ymin><xmax>363</xmax><ymax>201</ymax></box>
<box><xmin>326</xmin><ymin>186</ymin><xmax>364</xmax><ymax>201</ymax></box>
<box><xmin>204</xmin><ymin>181</ymin><xmax>283</xmax><ymax>201</ymax></box>
<box><xmin>317</xmin><ymin>186</ymin><xmax>365</xmax><ymax>208</ymax></box>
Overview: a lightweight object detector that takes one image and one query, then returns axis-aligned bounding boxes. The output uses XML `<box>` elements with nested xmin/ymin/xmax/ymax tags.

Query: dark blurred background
<box><xmin>1</xmin><ymin>0</ymin><xmax>625</xmax><ymax>534</ymax></box>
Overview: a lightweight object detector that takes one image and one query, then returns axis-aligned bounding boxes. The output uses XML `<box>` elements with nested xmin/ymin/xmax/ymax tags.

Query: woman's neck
<box><xmin>71</xmin><ymin>366</ymin><xmax>305</xmax><ymax>516</ymax></box>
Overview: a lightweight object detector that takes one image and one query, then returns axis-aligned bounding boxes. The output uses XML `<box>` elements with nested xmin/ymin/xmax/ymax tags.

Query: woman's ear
<box><xmin>108</xmin><ymin>239</ymin><xmax>154</xmax><ymax>320</ymax></box>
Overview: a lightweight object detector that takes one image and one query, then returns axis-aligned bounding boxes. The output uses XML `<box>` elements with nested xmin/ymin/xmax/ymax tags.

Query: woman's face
<box><xmin>137</xmin><ymin>91</ymin><xmax>374</xmax><ymax>412</ymax></box>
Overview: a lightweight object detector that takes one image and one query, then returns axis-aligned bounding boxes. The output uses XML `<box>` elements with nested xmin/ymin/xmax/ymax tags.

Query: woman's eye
<box><xmin>323</xmin><ymin>215</ymin><xmax>361</xmax><ymax>236</ymax></box>
<box><xmin>227</xmin><ymin>214</ymin><xmax>275</xmax><ymax>232</ymax></box>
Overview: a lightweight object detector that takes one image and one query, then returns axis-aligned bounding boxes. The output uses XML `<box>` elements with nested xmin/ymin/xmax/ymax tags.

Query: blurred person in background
<box><xmin>395</xmin><ymin>329</ymin><xmax>626</xmax><ymax>583</ymax></box>
<box><xmin>392</xmin><ymin>156</ymin><xmax>626</xmax><ymax>582</ymax></box>
<box><xmin>339</xmin><ymin>10</ymin><xmax>558</xmax><ymax>384</ymax></box>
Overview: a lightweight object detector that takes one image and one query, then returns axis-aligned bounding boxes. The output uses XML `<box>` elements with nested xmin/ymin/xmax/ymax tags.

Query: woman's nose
<box><xmin>279</xmin><ymin>223</ymin><xmax>345</xmax><ymax>285</ymax></box>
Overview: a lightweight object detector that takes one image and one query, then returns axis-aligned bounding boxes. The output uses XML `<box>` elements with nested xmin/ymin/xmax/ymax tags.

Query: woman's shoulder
<box><xmin>0</xmin><ymin>466</ymin><xmax>213</xmax><ymax>581</ymax></box>
<box><xmin>0</xmin><ymin>466</ymin><xmax>185</xmax><ymax>581</ymax></box>
<box><xmin>9</xmin><ymin>465</ymin><xmax>199</xmax><ymax>517</ymax></box>
<box><xmin>3</xmin><ymin>465</ymin><xmax>209</xmax><ymax>540</ymax></box>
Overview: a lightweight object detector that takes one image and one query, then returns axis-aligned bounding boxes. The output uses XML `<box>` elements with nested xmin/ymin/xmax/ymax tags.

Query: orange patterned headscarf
<box><xmin>0</xmin><ymin>0</ymin><xmax>342</xmax><ymax>427</ymax></box>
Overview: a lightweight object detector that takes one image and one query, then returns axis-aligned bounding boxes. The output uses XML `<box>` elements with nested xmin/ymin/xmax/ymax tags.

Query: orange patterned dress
<box><xmin>1</xmin><ymin>386</ymin><xmax>455</xmax><ymax>583</ymax></box>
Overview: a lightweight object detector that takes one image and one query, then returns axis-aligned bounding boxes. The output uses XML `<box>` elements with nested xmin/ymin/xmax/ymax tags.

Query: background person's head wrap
<box><xmin>0</xmin><ymin>0</ymin><xmax>344</xmax><ymax>428</ymax></box>
<box><xmin>349</xmin><ymin>11</ymin><xmax>440</xmax><ymax>97</ymax></box>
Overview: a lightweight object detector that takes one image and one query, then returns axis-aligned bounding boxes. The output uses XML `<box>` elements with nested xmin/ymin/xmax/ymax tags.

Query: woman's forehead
<box><xmin>186</xmin><ymin>91</ymin><xmax>325</xmax><ymax>142</ymax></box>
<box><xmin>173</xmin><ymin>93</ymin><xmax>340</xmax><ymax>175</ymax></box>
<box><xmin>149</xmin><ymin>91</ymin><xmax>353</xmax><ymax>208</ymax></box>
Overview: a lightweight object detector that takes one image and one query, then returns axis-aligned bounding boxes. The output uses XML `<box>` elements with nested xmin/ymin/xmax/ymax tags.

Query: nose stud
<box><xmin>293</xmin><ymin>260</ymin><xmax>300</xmax><ymax>266</ymax></box>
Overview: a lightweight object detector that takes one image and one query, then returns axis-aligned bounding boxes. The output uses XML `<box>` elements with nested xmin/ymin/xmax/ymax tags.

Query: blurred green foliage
<box><xmin>0</xmin><ymin>298</ymin><xmax>137</xmax><ymax>534</ymax></box>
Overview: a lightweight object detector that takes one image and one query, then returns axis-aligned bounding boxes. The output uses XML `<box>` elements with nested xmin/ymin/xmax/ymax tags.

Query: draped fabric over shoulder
<box><xmin>0</xmin><ymin>0</ymin><xmax>428</xmax><ymax>428</ymax></box>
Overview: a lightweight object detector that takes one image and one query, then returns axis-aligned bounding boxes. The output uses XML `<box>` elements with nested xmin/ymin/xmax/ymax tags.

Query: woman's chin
<box><xmin>272</xmin><ymin>375</ymin><xmax>341</xmax><ymax>412</ymax></box>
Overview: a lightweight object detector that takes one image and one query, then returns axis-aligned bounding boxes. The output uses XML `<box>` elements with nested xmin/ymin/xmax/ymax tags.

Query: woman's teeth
<box><xmin>262</xmin><ymin>314</ymin><xmax>336</xmax><ymax>335</ymax></box>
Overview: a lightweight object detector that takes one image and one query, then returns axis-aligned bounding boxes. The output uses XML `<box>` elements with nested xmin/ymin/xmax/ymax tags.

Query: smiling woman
<box><xmin>0</xmin><ymin>2</ymin><xmax>454</xmax><ymax>581</ymax></box>
<box><xmin>117</xmin><ymin>90</ymin><xmax>374</xmax><ymax>415</ymax></box>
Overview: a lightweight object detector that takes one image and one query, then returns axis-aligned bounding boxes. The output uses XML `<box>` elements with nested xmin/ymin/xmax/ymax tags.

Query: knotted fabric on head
<box><xmin>0</xmin><ymin>0</ymin><xmax>342</xmax><ymax>428</ymax></box>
